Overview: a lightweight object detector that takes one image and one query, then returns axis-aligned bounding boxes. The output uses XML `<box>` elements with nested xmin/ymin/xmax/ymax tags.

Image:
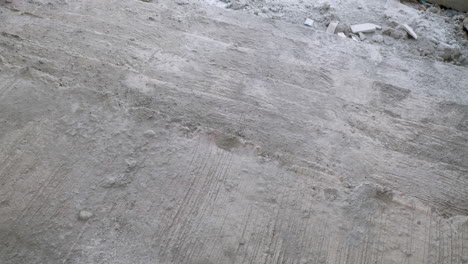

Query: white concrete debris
<box><xmin>326</xmin><ymin>20</ymin><xmax>339</xmax><ymax>34</ymax></box>
<box><xmin>350</xmin><ymin>23</ymin><xmax>381</xmax><ymax>33</ymax></box>
<box><xmin>402</xmin><ymin>24</ymin><xmax>418</xmax><ymax>39</ymax></box>
<box><xmin>304</xmin><ymin>18</ymin><xmax>314</xmax><ymax>27</ymax></box>
<box><xmin>337</xmin><ymin>32</ymin><xmax>346</xmax><ymax>38</ymax></box>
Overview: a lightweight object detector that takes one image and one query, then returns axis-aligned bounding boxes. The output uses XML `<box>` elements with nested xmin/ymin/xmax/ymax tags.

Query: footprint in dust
<box><xmin>213</xmin><ymin>133</ymin><xmax>243</xmax><ymax>151</ymax></box>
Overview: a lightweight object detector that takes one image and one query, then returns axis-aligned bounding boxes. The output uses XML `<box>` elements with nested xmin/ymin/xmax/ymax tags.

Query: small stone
<box><xmin>337</xmin><ymin>32</ymin><xmax>346</xmax><ymax>38</ymax></box>
<box><xmin>78</xmin><ymin>210</ymin><xmax>93</xmax><ymax>221</ymax></box>
<box><xmin>102</xmin><ymin>177</ymin><xmax>117</xmax><ymax>188</ymax></box>
<box><xmin>372</xmin><ymin>34</ymin><xmax>384</xmax><ymax>43</ymax></box>
<box><xmin>125</xmin><ymin>158</ymin><xmax>137</xmax><ymax>172</ymax></box>
<box><xmin>304</xmin><ymin>18</ymin><xmax>314</xmax><ymax>27</ymax></box>
<box><xmin>143</xmin><ymin>130</ymin><xmax>156</xmax><ymax>138</ymax></box>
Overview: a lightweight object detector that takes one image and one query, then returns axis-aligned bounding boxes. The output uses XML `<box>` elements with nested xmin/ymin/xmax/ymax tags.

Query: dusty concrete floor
<box><xmin>0</xmin><ymin>0</ymin><xmax>467</xmax><ymax>263</ymax></box>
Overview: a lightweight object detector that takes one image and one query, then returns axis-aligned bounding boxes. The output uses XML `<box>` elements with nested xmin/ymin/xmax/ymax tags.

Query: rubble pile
<box><xmin>203</xmin><ymin>0</ymin><xmax>468</xmax><ymax>65</ymax></box>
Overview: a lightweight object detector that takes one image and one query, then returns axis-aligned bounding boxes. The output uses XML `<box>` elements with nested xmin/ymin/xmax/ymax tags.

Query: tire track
<box><xmin>0</xmin><ymin>78</ymin><xmax>20</xmax><ymax>101</ymax></box>
<box><xmin>0</xmin><ymin>123</ymin><xmax>42</xmax><ymax>189</ymax></box>
<box><xmin>13</xmin><ymin>163</ymin><xmax>66</xmax><ymax>224</ymax></box>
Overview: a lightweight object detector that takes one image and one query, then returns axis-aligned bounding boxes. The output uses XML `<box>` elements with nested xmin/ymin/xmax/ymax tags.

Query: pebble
<box><xmin>125</xmin><ymin>158</ymin><xmax>137</xmax><ymax>172</ymax></box>
<box><xmin>78</xmin><ymin>210</ymin><xmax>93</xmax><ymax>221</ymax></box>
<box><xmin>143</xmin><ymin>130</ymin><xmax>156</xmax><ymax>138</ymax></box>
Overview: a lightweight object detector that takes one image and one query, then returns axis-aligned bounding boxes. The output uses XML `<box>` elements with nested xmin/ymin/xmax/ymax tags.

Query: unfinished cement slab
<box><xmin>0</xmin><ymin>0</ymin><xmax>467</xmax><ymax>263</ymax></box>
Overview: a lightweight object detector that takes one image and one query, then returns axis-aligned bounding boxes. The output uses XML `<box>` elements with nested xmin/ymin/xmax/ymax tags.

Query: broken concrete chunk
<box><xmin>402</xmin><ymin>24</ymin><xmax>418</xmax><ymax>39</ymax></box>
<box><xmin>304</xmin><ymin>18</ymin><xmax>314</xmax><ymax>27</ymax></box>
<box><xmin>350</xmin><ymin>23</ymin><xmax>381</xmax><ymax>33</ymax></box>
<box><xmin>337</xmin><ymin>32</ymin><xmax>346</xmax><ymax>38</ymax></box>
<box><xmin>351</xmin><ymin>35</ymin><xmax>359</xmax><ymax>41</ymax></box>
<box><xmin>326</xmin><ymin>20</ymin><xmax>339</xmax><ymax>34</ymax></box>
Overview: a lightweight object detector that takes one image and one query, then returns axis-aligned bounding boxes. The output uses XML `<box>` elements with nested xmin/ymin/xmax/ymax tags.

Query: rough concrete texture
<box><xmin>0</xmin><ymin>0</ymin><xmax>468</xmax><ymax>264</ymax></box>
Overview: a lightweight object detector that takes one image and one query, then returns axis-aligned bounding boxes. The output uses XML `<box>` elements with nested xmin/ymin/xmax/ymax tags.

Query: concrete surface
<box><xmin>0</xmin><ymin>0</ymin><xmax>467</xmax><ymax>263</ymax></box>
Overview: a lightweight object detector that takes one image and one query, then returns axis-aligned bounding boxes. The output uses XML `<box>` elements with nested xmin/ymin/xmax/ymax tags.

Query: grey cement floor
<box><xmin>0</xmin><ymin>0</ymin><xmax>467</xmax><ymax>263</ymax></box>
